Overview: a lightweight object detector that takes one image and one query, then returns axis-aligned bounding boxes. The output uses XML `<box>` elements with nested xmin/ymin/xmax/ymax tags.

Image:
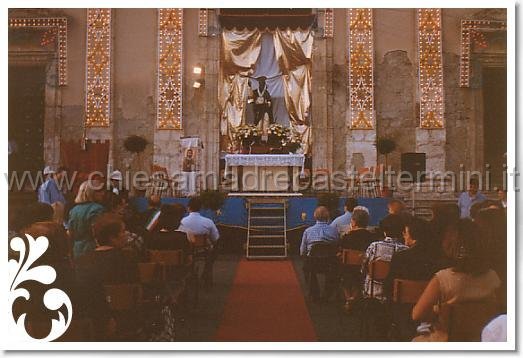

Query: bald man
<box><xmin>300</xmin><ymin>206</ymin><xmax>339</xmax><ymax>256</ymax></box>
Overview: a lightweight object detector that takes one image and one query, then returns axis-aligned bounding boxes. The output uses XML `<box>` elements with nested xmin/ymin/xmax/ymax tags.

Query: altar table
<box><xmin>224</xmin><ymin>154</ymin><xmax>305</xmax><ymax>192</ymax></box>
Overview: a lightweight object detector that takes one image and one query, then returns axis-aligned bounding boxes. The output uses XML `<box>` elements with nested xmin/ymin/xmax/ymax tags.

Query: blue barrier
<box><xmin>131</xmin><ymin>196</ymin><xmax>389</xmax><ymax>229</ymax></box>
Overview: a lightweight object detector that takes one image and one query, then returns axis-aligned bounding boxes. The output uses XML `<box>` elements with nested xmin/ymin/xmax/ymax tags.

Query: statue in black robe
<box><xmin>252</xmin><ymin>76</ymin><xmax>274</xmax><ymax>125</ymax></box>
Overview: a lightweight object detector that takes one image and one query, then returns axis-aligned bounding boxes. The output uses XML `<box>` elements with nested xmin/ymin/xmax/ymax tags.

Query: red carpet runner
<box><xmin>214</xmin><ymin>259</ymin><xmax>317</xmax><ymax>341</ymax></box>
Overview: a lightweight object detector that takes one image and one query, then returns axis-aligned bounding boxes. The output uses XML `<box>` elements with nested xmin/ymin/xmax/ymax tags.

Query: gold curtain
<box><xmin>219</xmin><ymin>29</ymin><xmax>262</xmax><ymax>151</ymax></box>
<box><xmin>273</xmin><ymin>28</ymin><xmax>313</xmax><ymax>154</ymax></box>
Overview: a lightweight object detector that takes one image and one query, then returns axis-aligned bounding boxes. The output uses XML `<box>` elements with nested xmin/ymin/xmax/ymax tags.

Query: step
<box><xmin>248</xmin><ymin>245</ymin><xmax>286</xmax><ymax>249</ymax></box>
<box><xmin>248</xmin><ymin>234</ymin><xmax>285</xmax><ymax>239</ymax></box>
<box><xmin>249</xmin><ymin>225</ymin><xmax>285</xmax><ymax>229</ymax></box>
<box><xmin>250</xmin><ymin>205</ymin><xmax>285</xmax><ymax>209</ymax></box>
<box><xmin>250</xmin><ymin>215</ymin><xmax>285</xmax><ymax>220</ymax></box>
<box><xmin>246</xmin><ymin>255</ymin><xmax>287</xmax><ymax>260</ymax></box>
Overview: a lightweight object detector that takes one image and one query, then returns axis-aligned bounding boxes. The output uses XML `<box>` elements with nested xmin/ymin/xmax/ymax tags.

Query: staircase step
<box><xmin>248</xmin><ymin>245</ymin><xmax>286</xmax><ymax>248</ymax></box>
<box><xmin>246</xmin><ymin>255</ymin><xmax>287</xmax><ymax>260</ymax></box>
<box><xmin>250</xmin><ymin>216</ymin><xmax>285</xmax><ymax>219</ymax></box>
<box><xmin>250</xmin><ymin>225</ymin><xmax>285</xmax><ymax>229</ymax></box>
<box><xmin>247</xmin><ymin>198</ymin><xmax>288</xmax><ymax>259</ymax></box>
<box><xmin>248</xmin><ymin>234</ymin><xmax>285</xmax><ymax>239</ymax></box>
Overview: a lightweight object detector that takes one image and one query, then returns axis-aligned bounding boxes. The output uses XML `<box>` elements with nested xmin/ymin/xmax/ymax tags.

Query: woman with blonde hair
<box><xmin>68</xmin><ymin>179</ymin><xmax>106</xmax><ymax>258</ymax></box>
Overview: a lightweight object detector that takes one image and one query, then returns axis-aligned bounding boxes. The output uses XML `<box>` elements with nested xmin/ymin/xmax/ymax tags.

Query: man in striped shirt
<box><xmin>362</xmin><ymin>214</ymin><xmax>409</xmax><ymax>300</ymax></box>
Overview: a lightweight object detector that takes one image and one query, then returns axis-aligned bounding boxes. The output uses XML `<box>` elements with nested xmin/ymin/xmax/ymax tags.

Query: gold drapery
<box><xmin>273</xmin><ymin>28</ymin><xmax>313</xmax><ymax>154</ymax></box>
<box><xmin>219</xmin><ymin>29</ymin><xmax>262</xmax><ymax>151</ymax></box>
<box><xmin>219</xmin><ymin>28</ymin><xmax>313</xmax><ymax>154</ymax></box>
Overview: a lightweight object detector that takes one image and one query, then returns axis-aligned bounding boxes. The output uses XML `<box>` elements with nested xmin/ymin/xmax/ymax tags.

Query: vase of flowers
<box><xmin>234</xmin><ymin>125</ymin><xmax>261</xmax><ymax>153</ymax></box>
<box><xmin>267</xmin><ymin>124</ymin><xmax>290</xmax><ymax>148</ymax></box>
<box><xmin>282</xmin><ymin>132</ymin><xmax>302</xmax><ymax>154</ymax></box>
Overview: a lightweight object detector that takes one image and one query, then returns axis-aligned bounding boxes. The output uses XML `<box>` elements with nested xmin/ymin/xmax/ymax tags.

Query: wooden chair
<box><xmin>307</xmin><ymin>242</ymin><xmax>339</xmax><ymax>300</ymax></box>
<box><xmin>442</xmin><ymin>300</ymin><xmax>500</xmax><ymax>342</ymax></box>
<box><xmin>148</xmin><ymin>249</ymin><xmax>191</xmax><ymax>310</ymax></box>
<box><xmin>104</xmin><ymin>283</ymin><xmax>143</xmax><ymax>311</ymax></box>
<box><xmin>340</xmin><ymin>249</ymin><xmax>365</xmax><ymax>301</ymax></box>
<box><xmin>341</xmin><ymin>249</ymin><xmax>365</xmax><ymax>266</ymax></box>
<box><xmin>368</xmin><ymin>259</ymin><xmax>391</xmax><ymax>297</ymax></box>
<box><xmin>148</xmin><ymin>249</ymin><xmax>189</xmax><ymax>284</ymax></box>
<box><xmin>148</xmin><ymin>249</ymin><xmax>185</xmax><ymax>266</ymax></box>
<box><xmin>392</xmin><ymin>279</ymin><xmax>429</xmax><ymax>305</ymax></box>
<box><xmin>369</xmin><ymin>259</ymin><xmax>390</xmax><ymax>280</ymax></box>
<box><xmin>388</xmin><ymin>279</ymin><xmax>429</xmax><ymax>341</ymax></box>
<box><xmin>137</xmin><ymin>262</ymin><xmax>166</xmax><ymax>285</ymax></box>
<box><xmin>103</xmin><ymin>283</ymin><xmax>143</xmax><ymax>340</ymax></box>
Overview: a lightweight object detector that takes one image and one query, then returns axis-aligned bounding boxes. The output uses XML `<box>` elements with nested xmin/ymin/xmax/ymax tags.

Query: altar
<box><xmin>224</xmin><ymin>154</ymin><xmax>305</xmax><ymax>192</ymax></box>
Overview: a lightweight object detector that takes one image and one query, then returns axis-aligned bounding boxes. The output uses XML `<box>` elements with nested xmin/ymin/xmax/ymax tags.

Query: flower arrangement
<box><xmin>267</xmin><ymin>124</ymin><xmax>290</xmax><ymax>146</ymax></box>
<box><xmin>234</xmin><ymin>124</ymin><xmax>261</xmax><ymax>148</ymax></box>
<box><xmin>282</xmin><ymin>132</ymin><xmax>302</xmax><ymax>153</ymax></box>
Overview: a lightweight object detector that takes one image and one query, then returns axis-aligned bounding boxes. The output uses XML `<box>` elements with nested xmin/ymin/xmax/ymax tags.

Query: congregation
<box><xmin>8</xmin><ymin>166</ymin><xmax>508</xmax><ymax>342</ymax></box>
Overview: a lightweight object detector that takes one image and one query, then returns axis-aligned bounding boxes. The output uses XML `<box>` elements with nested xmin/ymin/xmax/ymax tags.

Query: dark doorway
<box><xmin>482</xmin><ymin>67</ymin><xmax>507</xmax><ymax>189</ymax></box>
<box><xmin>8</xmin><ymin>65</ymin><xmax>46</xmax><ymax>184</ymax></box>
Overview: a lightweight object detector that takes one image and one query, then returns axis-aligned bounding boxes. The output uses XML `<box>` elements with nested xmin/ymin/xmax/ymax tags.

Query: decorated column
<box><xmin>416</xmin><ymin>8</ymin><xmax>446</xmax><ymax>174</ymax></box>
<box><xmin>153</xmin><ymin>9</ymin><xmax>184</xmax><ymax>177</ymax></box>
<box><xmin>346</xmin><ymin>9</ymin><xmax>377</xmax><ymax>173</ymax></box>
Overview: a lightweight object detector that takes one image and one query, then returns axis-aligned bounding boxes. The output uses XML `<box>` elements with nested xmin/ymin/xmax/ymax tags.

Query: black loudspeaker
<box><xmin>401</xmin><ymin>153</ymin><xmax>426</xmax><ymax>182</ymax></box>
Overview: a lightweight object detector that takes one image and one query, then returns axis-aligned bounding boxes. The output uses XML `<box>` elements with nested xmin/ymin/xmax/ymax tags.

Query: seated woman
<box><xmin>411</xmin><ymin>219</ymin><xmax>501</xmax><ymax>342</ymax></box>
<box><xmin>338</xmin><ymin>208</ymin><xmax>376</xmax><ymax>307</ymax></box>
<box><xmin>147</xmin><ymin>203</ymin><xmax>191</xmax><ymax>258</ymax></box>
<box><xmin>383</xmin><ymin>217</ymin><xmax>441</xmax><ymax>340</ymax></box>
<box><xmin>384</xmin><ymin>216</ymin><xmax>441</xmax><ymax>297</ymax></box>
<box><xmin>74</xmin><ymin>213</ymin><xmax>137</xmax><ymax>340</ymax></box>
<box><xmin>68</xmin><ymin>180</ymin><xmax>106</xmax><ymax>258</ymax></box>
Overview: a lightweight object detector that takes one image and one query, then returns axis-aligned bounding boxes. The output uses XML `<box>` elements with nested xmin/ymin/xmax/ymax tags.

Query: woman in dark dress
<box><xmin>74</xmin><ymin>213</ymin><xmax>137</xmax><ymax>340</ymax></box>
<box><xmin>338</xmin><ymin>208</ymin><xmax>376</xmax><ymax>306</ymax></box>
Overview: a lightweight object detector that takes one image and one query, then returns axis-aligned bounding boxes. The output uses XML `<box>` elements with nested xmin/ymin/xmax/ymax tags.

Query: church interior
<box><xmin>7</xmin><ymin>8</ymin><xmax>509</xmax><ymax>344</ymax></box>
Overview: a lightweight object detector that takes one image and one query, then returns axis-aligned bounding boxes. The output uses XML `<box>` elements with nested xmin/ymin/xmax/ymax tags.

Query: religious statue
<box><xmin>252</xmin><ymin>76</ymin><xmax>274</xmax><ymax>126</ymax></box>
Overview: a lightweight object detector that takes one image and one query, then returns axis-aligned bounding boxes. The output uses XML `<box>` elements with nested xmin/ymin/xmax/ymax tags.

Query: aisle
<box><xmin>214</xmin><ymin>259</ymin><xmax>317</xmax><ymax>341</ymax></box>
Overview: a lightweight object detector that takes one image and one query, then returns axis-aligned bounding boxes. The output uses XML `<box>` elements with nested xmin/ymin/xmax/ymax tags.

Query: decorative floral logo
<box><xmin>8</xmin><ymin>234</ymin><xmax>73</xmax><ymax>342</ymax></box>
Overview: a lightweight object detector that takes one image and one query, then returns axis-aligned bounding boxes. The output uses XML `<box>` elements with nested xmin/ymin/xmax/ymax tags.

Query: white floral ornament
<box><xmin>8</xmin><ymin>234</ymin><xmax>73</xmax><ymax>342</ymax></box>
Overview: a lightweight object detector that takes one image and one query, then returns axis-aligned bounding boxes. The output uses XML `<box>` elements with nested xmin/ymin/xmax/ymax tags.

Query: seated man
<box><xmin>362</xmin><ymin>214</ymin><xmax>408</xmax><ymax>301</ymax></box>
<box><xmin>330</xmin><ymin>197</ymin><xmax>358</xmax><ymax>236</ymax></box>
<box><xmin>300</xmin><ymin>206</ymin><xmax>339</xmax><ymax>256</ymax></box>
<box><xmin>300</xmin><ymin>206</ymin><xmax>339</xmax><ymax>301</ymax></box>
<box><xmin>179</xmin><ymin>197</ymin><xmax>220</xmax><ymax>287</ymax></box>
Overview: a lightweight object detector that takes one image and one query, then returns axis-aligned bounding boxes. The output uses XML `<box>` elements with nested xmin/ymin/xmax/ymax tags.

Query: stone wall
<box><xmin>8</xmin><ymin>8</ymin><xmax>507</xmax><ymax>187</ymax></box>
<box><xmin>375</xmin><ymin>50</ymin><xmax>417</xmax><ymax>172</ymax></box>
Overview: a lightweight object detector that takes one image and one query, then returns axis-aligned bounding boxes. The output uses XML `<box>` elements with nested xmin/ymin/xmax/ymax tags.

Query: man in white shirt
<box><xmin>180</xmin><ymin>197</ymin><xmax>220</xmax><ymax>287</ymax></box>
<box><xmin>330</xmin><ymin>197</ymin><xmax>358</xmax><ymax>236</ymax></box>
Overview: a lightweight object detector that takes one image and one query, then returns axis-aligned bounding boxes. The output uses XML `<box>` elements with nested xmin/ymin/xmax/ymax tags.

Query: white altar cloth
<box><xmin>225</xmin><ymin>154</ymin><xmax>305</xmax><ymax>173</ymax></box>
<box><xmin>224</xmin><ymin>154</ymin><xmax>305</xmax><ymax>192</ymax></box>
